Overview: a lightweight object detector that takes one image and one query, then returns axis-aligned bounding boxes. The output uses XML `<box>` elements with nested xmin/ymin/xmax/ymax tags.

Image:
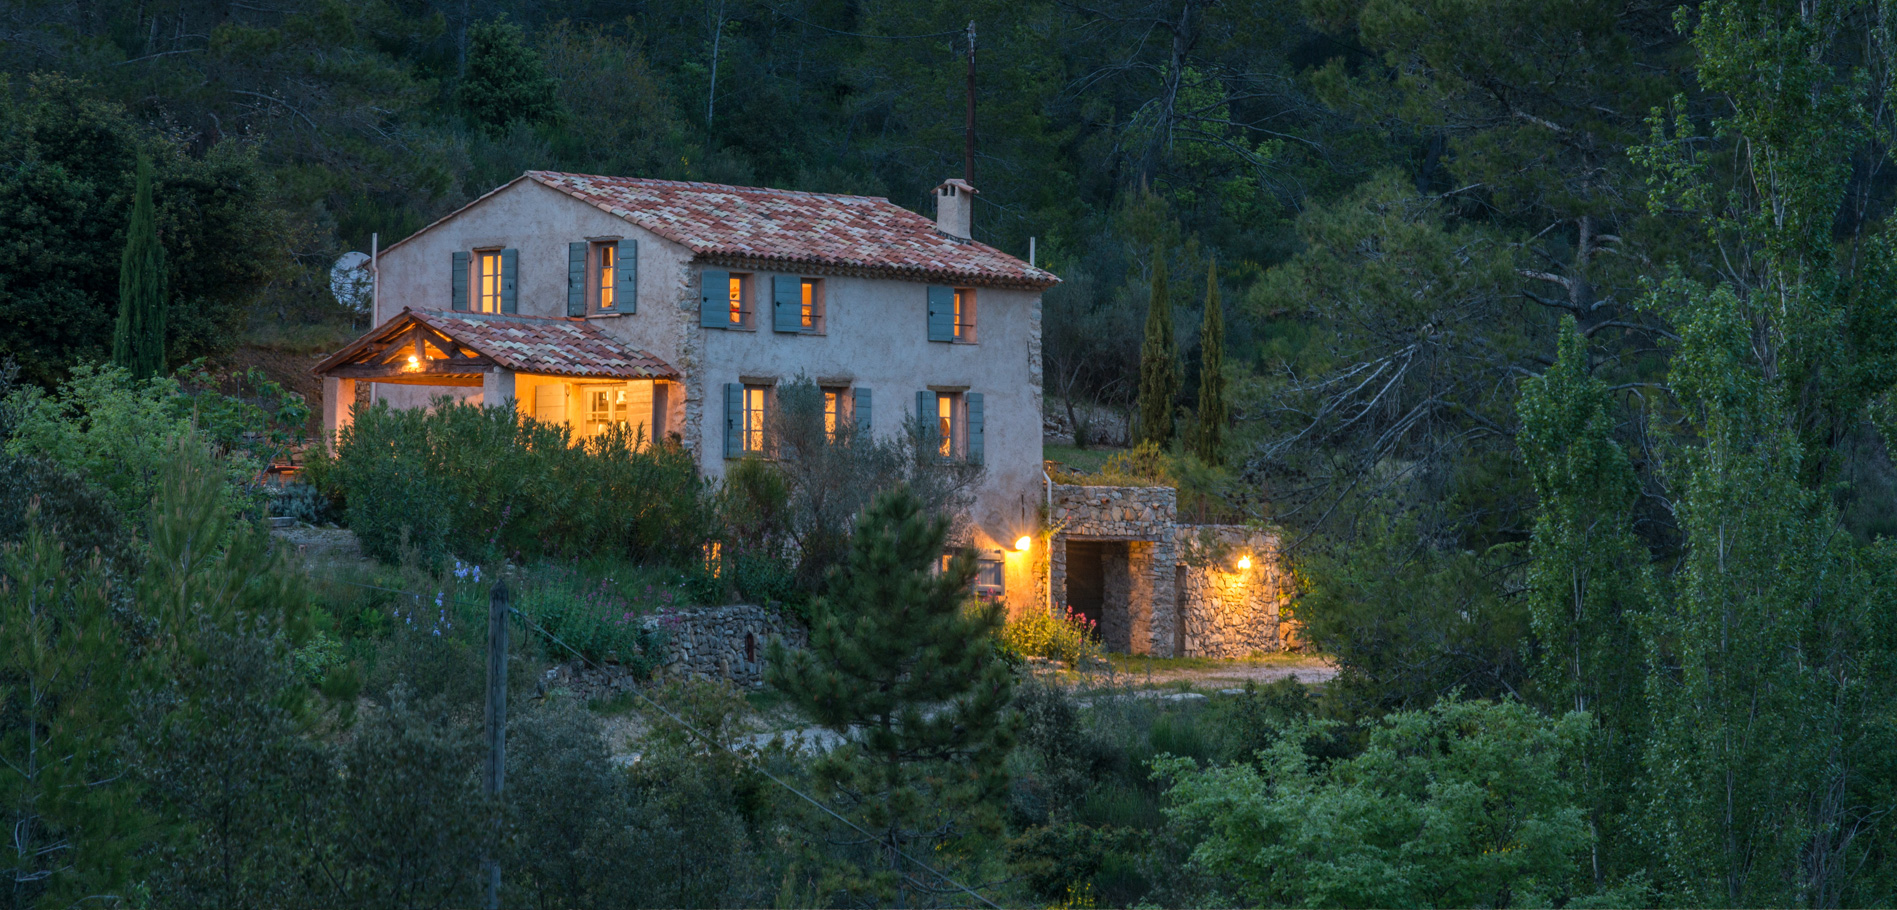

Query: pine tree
<box><xmin>1136</xmin><ymin>247</ymin><xmax>1179</xmax><ymax>447</ymax></box>
<box><xmin>1192</xmin><ymin>258</ymin><xmax>1227</xmax><ymax>464</ymax></box>
<box><xmin>457</xmin><ymin>19</ymin><xmax>559</xmax><ymax>135</ymax></box>
<box><xmin>765</xmin><ymin>486</ymin><xmax>1014</xmax><ymax>903</ymax></box>
<box><xmin>112</xmin><ymin>154</ymin><xmax>166</xmax><ymax>380</ymax></box>
<box><xmin>0</xmin><ymin>514</ymin><xmax>148</xmax><ymax>907</ymax></box>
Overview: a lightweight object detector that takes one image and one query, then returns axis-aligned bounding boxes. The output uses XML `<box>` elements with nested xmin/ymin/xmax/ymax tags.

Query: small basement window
<box><xmin>974</xmin><ymin>552</ymin><xmax>1004</xmax><ymax>597</ymax></box>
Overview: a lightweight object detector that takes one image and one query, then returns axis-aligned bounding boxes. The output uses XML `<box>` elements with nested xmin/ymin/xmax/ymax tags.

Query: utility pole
<box><xmin>965</xmin><ymin>20</ymin><xmax>976</xmax><ymax>186</ymax></box>
<box><xmin>482</xmin><ymin>580</ymin><xmax>511</xmax><ymax>909</ymax></box>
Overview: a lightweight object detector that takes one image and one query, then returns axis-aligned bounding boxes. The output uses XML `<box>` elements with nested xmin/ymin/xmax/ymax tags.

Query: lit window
<box><xmin>952</xmin><ymin>288</ymin><xmax>976</xmax><ymax>342</ymax></box>
<box><xmin>744</xmin><ymin>385</ymin><xmax>768</xmax><ymax>453</ymax></box>
<box><xmin>823</xmin><ymin>389</ymin><xmax>839</xmax><ymax>440</ymax></box>
<box><xmin>596</xmin><ymin>244</ymin><xmax>615</xmax><ymax>311</ymax></box>
<box><xmin>477</xmin><ymin>251</ymin><xmax>503</xmax><ymax>313</ymax></box>
<box><xmin>800</xmin><ymin>278</ymin><xmax>825</xmax><ymax>331</ymax></box>
<box><xmin>585</xmin><ymin>387</ymin><xmax>629</xmax><ymax>437</ymax></box>
<box><xmin>937</xmin><ymin>392</ymin><xmax>955</xmax><ymax>458</ymax></box>
<box><xmin>728</xmin><ymin>276</ymin><xmax>745</xmax><ymax>325</ymax></box>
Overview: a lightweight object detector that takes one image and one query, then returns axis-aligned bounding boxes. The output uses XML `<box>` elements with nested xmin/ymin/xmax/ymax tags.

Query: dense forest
<box><xmin>4</xmin><ymin>0</ymin><xmax>1897</xmax><ymax>907</ymax></box>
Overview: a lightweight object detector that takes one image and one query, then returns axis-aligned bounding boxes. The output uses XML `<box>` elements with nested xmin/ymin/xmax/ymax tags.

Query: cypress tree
<box><xmin>1136</xmin><ymin>247</ymin><xmax>1179</xmax><ymax>447</ymax></box>
<box><xmin>1192</xmin><ymin>258</ymin><xmax>1227</xmax><ymax>464</ymax></box>
<box><xmin>765</xmin><ymin>486</ymin><xmax>1013</xmax><ymax>902</ymax></box>
<box><xmin>112</xmin><ymin>154</ymin><xmax>166</xmax><ymax>379</ymax></box>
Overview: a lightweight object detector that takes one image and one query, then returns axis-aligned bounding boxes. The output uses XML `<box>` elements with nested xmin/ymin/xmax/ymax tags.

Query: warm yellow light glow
<box><xmin>407</xmin><ymin>355</ymin><xmax>420</xmax><ymax>366</ymax></box>
<box><xmin>1237</xmin><ymin>555</ymin><xmax>1252</xmax><ymax>570</ymax></box>
<box><xmin>1015</xmin><ymin>536</ymin><xmax>1032</xmax><ymax>552</ymax></box>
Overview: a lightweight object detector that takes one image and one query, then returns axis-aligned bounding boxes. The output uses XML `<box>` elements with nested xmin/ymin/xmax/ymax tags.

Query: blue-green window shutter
<box><xmin>701</xmin><ymin>270</ymin><xmax>729</xmax><ymax>328</ymax></box>
<box><xmin>499</xmin><ymin>248</ymin><xmax>519</xmax><ymax>313</ymax></box>
<box><xmin>916</xmin><ymin>391</ymin><xmax>938</xmax><ymax>455</ymax></box>
<box><xmin>724</xmin><ymin>383</ymin><xmax>743</xmax><ymax>458</ymax></box>
<box><xmin>616</xmin><ymin>239</ymin><xmax>638</xmax><ymax>313</ymax></box>
<box><xmin>452</xmin><ymin>251</ymin><xmax>469</xmax><ymax>311</ymax></box>
<box><xmin>927</xmin><ymin>286</ymin><xmax>955</xmax><ymax>341</ymax></box>
<box><xmin>567</xmin><ymin>242</ymin><xmax>587</xmax><ymax>316</ymax></box>
<box><xmin>772</xmin><ymin>275</ymin><xmax>801</xmax><ymax>332</ymax></box>
<box><xmin>853</xmin><ymin>387</ymin><xmax>871</xmax><ymax>436</ymax></box>
<box><xmin>967</xmin><ymin>392</ymin><xmax>984</xmax><ymax>465</ymax></box>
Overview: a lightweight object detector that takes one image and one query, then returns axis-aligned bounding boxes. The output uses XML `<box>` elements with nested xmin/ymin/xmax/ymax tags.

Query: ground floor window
<box><xmin>744</xmin><ymin>385</ymin><xmax>769</xmax><ymax>454</ymax></box>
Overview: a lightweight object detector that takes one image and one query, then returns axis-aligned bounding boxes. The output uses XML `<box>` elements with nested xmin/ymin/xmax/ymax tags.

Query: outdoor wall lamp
<box><xmin>1015</xmin><ymin>535</ymin><xmax>1032</xmax><ymax>552</ymax></box>
<box><xmin>1236</xmin><ymin>555</ymin><xmax>1252</xmax><ymax>571</ymax></box>
<box><xmin>407</xmin><ymin>354</ymin><xmax>420</xmax><ymax>365</ymax></box>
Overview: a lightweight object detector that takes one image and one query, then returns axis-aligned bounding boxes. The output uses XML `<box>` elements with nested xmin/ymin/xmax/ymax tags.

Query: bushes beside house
<box><xmin>313</xmin><ymin>399</ymin><xmax>710</xmax><ymax>568</ymax></box>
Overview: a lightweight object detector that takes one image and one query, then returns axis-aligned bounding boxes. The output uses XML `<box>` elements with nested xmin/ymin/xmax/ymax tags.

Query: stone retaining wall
<box><xmin>1174</xmin><ymin>525</ymin><xmax>1293</xmax><ymax>657</ymax></box>
<box><xmin>544</xmin><ymin>604</ymin><xmax>808</xmax><ymax>698</ymax></box>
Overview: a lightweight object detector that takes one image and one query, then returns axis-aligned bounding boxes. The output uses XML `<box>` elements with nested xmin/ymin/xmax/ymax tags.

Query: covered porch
<box><xmin>313</xmin><ymin>307</ymin><xmax>681</xmax><ymax>444</ymax></box>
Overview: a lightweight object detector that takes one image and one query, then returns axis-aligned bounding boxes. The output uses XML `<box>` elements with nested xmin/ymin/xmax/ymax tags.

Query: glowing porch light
<box><xmin>1014</xmin><ymin>535</ymin><xmax>1032</xmax><ymax>553</ymax></box>
<box><xmin>1236</xmin><ymin>555</ymin><xmax>1252</xmax><ymax>571</ymax></box>
<box><xmin>407</xmin><ymin>354</ymin><xmax>420</xmax><ymax>366</ymax></box>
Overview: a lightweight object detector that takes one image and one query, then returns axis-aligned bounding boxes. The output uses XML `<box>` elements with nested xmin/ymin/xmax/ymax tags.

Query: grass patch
<box><xmin>1043</xmin><ymin>443</ymin><xmax>1125</xmax><ymax>476</ymax></box>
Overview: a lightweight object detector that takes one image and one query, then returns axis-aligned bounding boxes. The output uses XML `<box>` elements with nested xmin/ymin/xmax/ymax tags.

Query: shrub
<box><xmin>1157</xmin><ymin>697</ymin><xmax>1597</xmax><ymax>908</ymax></box>
<box><xmin>267</xmin><ymin>480</ymin><xmax>338</xmax><ymax>525</ymax></box>
<box><xmin>322</xmin><ymin>399</ymin><xmax>710</xmax><ymax>567</ymax></box>
<box><xmin>1002</xmin><ymin>605</ymin><xmax>1104</xmax><ymax>667</ymax></box>
<box><xmin>4</xmin><ymin>363</ymin><xmax>262</xmax><ymax>522</ymax></box>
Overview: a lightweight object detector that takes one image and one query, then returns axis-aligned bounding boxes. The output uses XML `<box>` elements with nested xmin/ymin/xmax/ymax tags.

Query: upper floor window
<box><xmin>772</xmin><ymin>276</ymin><xmax>826</xmax><ymax>334</ymax></box>
<box><xmin>702</xmin><ymin>270</ymin><xmax>755</xmax><ymax>329</ymax></box>
<box><xmin>596</xmin><ymin>243</ymin><xmax>616</xmax><ymax>312</ymax></box>
<box><xmin>927</xmin><ymin>285</ymin><xmax>976</xmax><ymax>343</ymax></box>
<box><xmin>476</xmin><ymin>250</ymin><xmax>504</xmax><ymax>313</ymax></box>
<box><xmin>953</xmin><ymin>288</ymin><xmax>976</xmax><ymax>342</ymax></box>
<box><xmin>570</xmin><ymin>239</ymin><xmax>637</xmax><ymax>317</ymax></box>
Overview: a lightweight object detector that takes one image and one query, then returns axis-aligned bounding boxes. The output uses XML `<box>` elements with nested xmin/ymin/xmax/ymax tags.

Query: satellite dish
<box><xmin>330</xmin><ymin>251</ymin><xmax>373</xmax><ymax>314</ymax></box>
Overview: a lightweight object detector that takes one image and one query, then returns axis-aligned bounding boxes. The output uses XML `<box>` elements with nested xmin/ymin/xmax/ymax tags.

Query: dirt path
<box><xmin>1056</xmin><ymin>655</ymin><xmax>1337</xmax><ymax>692</ymax></box>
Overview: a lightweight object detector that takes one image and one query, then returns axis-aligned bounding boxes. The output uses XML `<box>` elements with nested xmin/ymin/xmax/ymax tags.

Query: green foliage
<box><xmin>4</xmin><ymin>364</ymin><xmax>260</xmax><ymax>524</ymax></box>
<box><xmin>1158</xmin><ymin>698</ymin><xmax>1602</xmax><ymax>908</ymax></box>
<box><xmin>0</xmin><ymin>75</ymin><xmax>288</xmax><ymax>386</ymax></box>
<box><xmin>112</xmin><ymin>153</ymin><xmax>166</xmax><ymax>379</ymax></box>
<box><xmin>1517</xmin><ymin>317</ymin><xmax>1653</xmax><ymax>870</ymax></box>
<box><xmin>1001</xmin><ymin>606</ymin><xmax>1105</xmax><ymax>667</ymax></box>
<box><xmin>1136</xmin><ymin>247</ymin><xmax>1181</xmax><ymax>447</ymax></box>
<box><xmin>457</xmin><ymin>19</ymin><xmax>559</xmax><ymax>136</ymax></box>
<box><xmin>1290</xmin><ymin>501</ymin><xmax>1531</xmax><ymax>714</ymax></box>
<box><xmin>0</xmin><ymin>519</ymin><xmax>144</xmax><ymax>909</ymax></box>
<box><xmin>323</xmin><ymin>399</ymin><xmax>709</xmax><ymax>568</ymax></box>
<box><xmin>766</xmin><ymin>486</ymin><xmax>1015</xmax><ymax>903</ymax></box>
<box><xmin>1191</xmin><ymin>259</ymin><xmax>1227</xmax><ymax>465</ymax></box>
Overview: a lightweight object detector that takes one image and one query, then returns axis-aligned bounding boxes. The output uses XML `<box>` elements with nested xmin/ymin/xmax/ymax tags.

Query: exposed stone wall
<box><xmin>544</xmin><ymin>604</ymin><xmax>807</xmax><ymax>698</ymax></box>
<box><xmin>1047</xmin><ymin>483</ymin><xmax>1291</xmax><ymax>659</ymax></box>
<box><xmin>1049</xmin><ymin>484</ymin><xmax>1177</xmax><ymax>655</ymax></box>
<box><xmin>1174</xmin><ymin>525</ymin><xmax>1293</xmax><ymax>658</ymax></box>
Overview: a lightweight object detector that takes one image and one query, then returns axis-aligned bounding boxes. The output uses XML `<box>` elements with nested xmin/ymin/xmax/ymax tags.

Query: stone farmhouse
<box><xmin>315</xmin><ymin>172</ymin><xmax>1291</xmax><ymax>657</ymax></box>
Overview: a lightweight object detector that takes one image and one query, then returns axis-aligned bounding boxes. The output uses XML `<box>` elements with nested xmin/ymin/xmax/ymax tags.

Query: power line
<box><xmin>318</xmin><ymin>575</ymin><xmax>1006</xmax><ymax>910</ymax></box>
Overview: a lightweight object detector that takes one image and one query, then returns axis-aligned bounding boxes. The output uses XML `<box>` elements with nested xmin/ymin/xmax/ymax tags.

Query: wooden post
<box><xmin>482</xmin><ymin>580</ymin><xmax>510</xmax><ymax>909</ymax></box>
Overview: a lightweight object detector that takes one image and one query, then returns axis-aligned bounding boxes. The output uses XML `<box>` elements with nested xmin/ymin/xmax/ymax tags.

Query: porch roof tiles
<box><xmin>524</xmin><ymin>171</ymin><xmax>1060</xmax><ymax>290</ymax></box>
<box><xmin>314</xmin><ymin>308</ymin><xmax>679</xmax><ymax>381</ymax></box>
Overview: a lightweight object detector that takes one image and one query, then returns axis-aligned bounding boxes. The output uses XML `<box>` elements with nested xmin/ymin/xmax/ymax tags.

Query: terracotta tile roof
<box><xmin>314</xmin><ymin>308</ymin><xmax>679</xmax><ymax>381</ymax></box>
<box><xmin>411</xmin><ymin>309</ymin><xmax>678</xmax><ymax>379</ymax></box>
<box><xmin>525</xmin><ymin>171</ymin><xmax>1060</xmax><ymax>290</ymax></box>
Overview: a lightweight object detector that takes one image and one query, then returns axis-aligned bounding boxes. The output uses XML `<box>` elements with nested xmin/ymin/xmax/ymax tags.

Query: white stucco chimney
<box><xmin>933</xmin><ymin>178</ymin><xmax>977</xmax><ymax>240</ymax></box>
